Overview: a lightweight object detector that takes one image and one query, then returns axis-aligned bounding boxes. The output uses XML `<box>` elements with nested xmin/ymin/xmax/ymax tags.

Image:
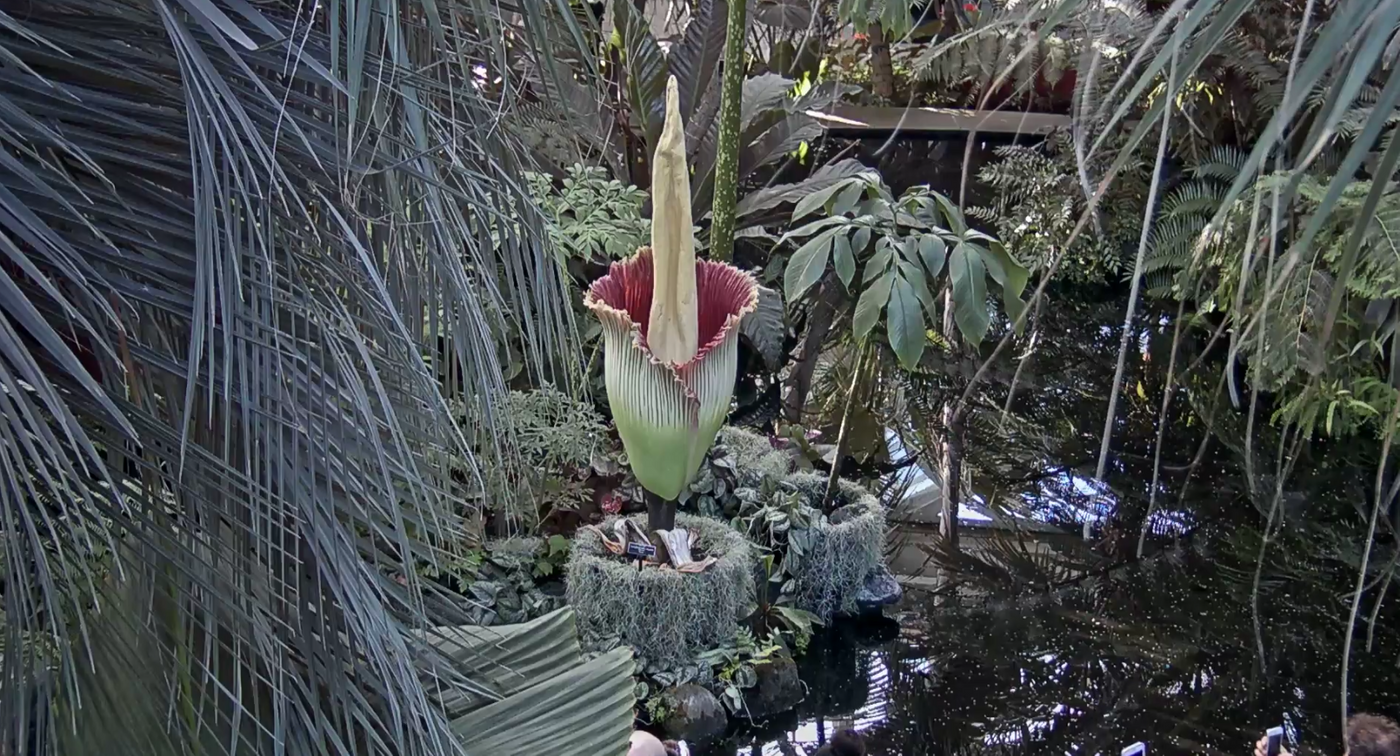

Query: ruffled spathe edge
<box><xmin>584</xmin><ymin>248</ymin><xmax>759</xmax><ymax>392</ymax></box>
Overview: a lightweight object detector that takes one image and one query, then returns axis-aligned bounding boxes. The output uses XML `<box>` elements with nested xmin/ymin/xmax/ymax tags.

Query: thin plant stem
<box><xmin>1137</xmin><ymin>298</ymin><xmax>1187</xmax><ymax>558</ymax></box>
<box><xmin>1250</xmin><ymin>423</ymin><xmax>1305</xmax><ymax>674</ymax></box>
<box><xmin>1096</xmin><ymin>35</ymin><xmax>1179</xmax><ymax>483</ymax></box>
<box><xmin>823</xmin><ymin>344</ymin><xmax>869</xmax><ymax>511</ymax></box>
<box><xmin>1366</xmin><ymin>547</ymin><xmax>1399</xmax><ymax>652</ymax></box>
<box><xmin>1343</xmin><ymin>398</ymin><xmax>1400</xmax><ymax>734</ymax></box>
<box><xmin>999</xmin><ymin>294</ymin><xmax>1043</xmax><ymax>429</ymax></box>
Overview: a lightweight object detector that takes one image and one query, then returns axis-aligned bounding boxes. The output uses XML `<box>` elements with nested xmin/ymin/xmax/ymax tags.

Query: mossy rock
<box><xmin>566</xmin><ymin>513</ymin><xmax>755</xmax><ymax>669</ymax></box>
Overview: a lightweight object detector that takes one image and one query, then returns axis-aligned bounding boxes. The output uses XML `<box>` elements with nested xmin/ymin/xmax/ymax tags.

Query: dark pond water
<box><xmin>704</xmin><ymin>293</ymin><xmax>1400</xmax><ymax>756</ymax></box>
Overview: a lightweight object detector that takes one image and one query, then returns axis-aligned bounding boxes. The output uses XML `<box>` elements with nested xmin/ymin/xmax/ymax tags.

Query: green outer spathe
<box><xmin>586</xmin><ymin>252</ymin><xmax>757</xmax><ymax>501</ymax></box>
<box><xmin>602</xmin><ymin>318</ymin><xmax>737</xmax><ymax>500</ymax></box>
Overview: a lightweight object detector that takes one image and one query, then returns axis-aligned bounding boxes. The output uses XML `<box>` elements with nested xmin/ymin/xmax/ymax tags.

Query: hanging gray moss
<box><xmin>566</xmin><ymin>513</ymin><xmax>755</xmax><ymax>670</ymax></box>
<box><xmin>766</xmin><ymin>473</ymin><xmax>886</xmax><ymax>621</ymax></box>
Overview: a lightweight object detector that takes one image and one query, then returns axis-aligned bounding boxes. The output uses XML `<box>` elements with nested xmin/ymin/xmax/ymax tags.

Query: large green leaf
<box><xmin>981</xmin><ymin>242</ymin><xmax>1030</xmax><ymax>332</ymax></box>
<box><xmin>793</xmin><ymin>179</ymin><xmax>855</xmax><ymax>222</ymax></box>
<box><xmin>950</xmin><ymin>243</ymin><xmax>991</xmax><ymax>345</ymax></box>
<box><xmin>851</xmin><ymin>226</ymin><xmax>872</xmax><ymax>256</ymax></box>
<box><xmin>430</xmin><ymin>608</ymin><xmax>637</xmax><ymax>756</ymax></box>
<box><xmin>854</xmin><ymin>271</ymin><xmax>895</xmax><ymax>342</ymax></box>
<box><xmin>736</xmin><ymin>159</ymin><xmax>872</xmax><ymax>220</ymax></box>
<box><xmin>918</xmin><ymin>233</ymin><xmax>948</xmax><ymax>278</ymax></box>
<box><xmin>833</xmin><ymin>231</ymin><xmax>856</xmax><ymax>289</ymax></box>
<box><xmin>668</xmin><ymin>0</ymin><xmax>728</xmax><ymax>117</ymax></box>
<box><xmin>784</xmin><ymin>226</ymin><xmax>841</xmax><ymax>300</ymax></box>
<box><xmin>739</xmin><ymin>73</ymin><xmax>797</xmax><ymax>133</ymax></box>
<box><xmin>740</xmin><ymin>284</ymin><xmax>787</xmax><ymax>369</ymax></box>
<box><xmin>888</xmin><ymin>275</ymin><xmax>927</xmax><ymax>368</ymax></box>
<box><xmin>864</xmin><ymin>236</ymin><xmax>896</xmax><ymax>283</ymax></box>
<box><xmin>614</xmin><ymin>0</ymin><xmax>670</xmax><ymax>155</ymax></box>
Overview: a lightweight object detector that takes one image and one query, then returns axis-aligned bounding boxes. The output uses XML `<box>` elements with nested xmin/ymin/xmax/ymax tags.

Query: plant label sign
<box><xmin>625</xmin><ymin>541</ymin><xmax>656</xmax><ymax>561</ymax></box>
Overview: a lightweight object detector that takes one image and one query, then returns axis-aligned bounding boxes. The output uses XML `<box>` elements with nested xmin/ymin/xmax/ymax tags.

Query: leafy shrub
<box><xmin>697</xmin><ymin>627</ymin><xmax>783</xmax><ymax>714</ymax></box>
<box><xmin>454</xmin><ymin>387</ymin><xmax>609</xmax><ymax>529</ymax></box>
<box><xmin>526</xmin><ymin>164</ymin><xmax>650</xmax><ymax>262</ymax></box>
<box><xmin>735</xmin><ymin>473</ymin><xmax>886</xmax><ymax>621</ymax></box>
<box><xmin>420</xmin><ymin>537</ymin><xmax>569</xmax><ymax>626</ymax></box>
<box><xmin>779</xmin><ymin>171</ymin><xmax>1029</xmax><ymax>367</ymax></box>
<box><xmin>970</xmin><ymin>131</ymin><xmax>1144</xmax><ymax>286</ymax></box>
<box><xmin>678</xmin><ymin>427</ymin><xmax>795</xmax><ymax>519</ymax></box>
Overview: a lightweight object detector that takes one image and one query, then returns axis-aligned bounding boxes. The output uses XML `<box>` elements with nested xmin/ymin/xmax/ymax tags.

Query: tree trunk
<box><xmin>939</xmin><ymin>287</ymin><xmax>960</xmax><ymax>551</ymax></box>
<box><xmin>867</xmin><ymin>22</ymin><xmax>895</xmax><ymax>101</ymax></box>
<box><xmin>940</xmin><ymin>408</ymin><xmax>963</xmax><ymax>551</ymax></box>
<box><xmin>783</xmin><ymin>281</ymin><xmax>843</xmax><ymax>422</ymax></box>
<box><xmin>645</xmin><ymin>490</ymin><xmax>677</xmax><ymax>532</ymax></box>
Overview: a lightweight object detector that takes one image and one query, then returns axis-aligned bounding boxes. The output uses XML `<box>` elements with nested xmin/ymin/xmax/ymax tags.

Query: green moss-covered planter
<box><xmin>777</xmin><ymin>473</ymin><xmax>886</xmax><ymax>621</ymax></box>
<box><xmin>566</xmin><ymin>513</ymin><xmax>755</xmax><ymax>669</ymax></box>
<box><xmin>716</xmin><ymin>427</ymin><xmax>793</xmax><ymax>486</ymax></box>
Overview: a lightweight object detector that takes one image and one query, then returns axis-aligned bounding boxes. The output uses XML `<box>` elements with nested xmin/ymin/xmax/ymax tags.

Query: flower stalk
<box><xmin>585</xmin><ymin>76</ymin><xmax>758</xmax><ymax>531</ymax></box>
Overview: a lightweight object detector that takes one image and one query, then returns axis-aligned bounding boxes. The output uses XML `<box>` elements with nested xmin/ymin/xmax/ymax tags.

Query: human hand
<box><xmin>1256</xmin><ymin>733</ymin><xmax>1293</xmax><ymax>756</ymax></box>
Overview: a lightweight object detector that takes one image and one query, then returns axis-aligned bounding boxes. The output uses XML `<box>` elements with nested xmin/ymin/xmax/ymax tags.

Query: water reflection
<box><xmin>711</xmin><ymin>546</ymin><xmax>1399</xmax><ymax>756</ymax></box>
<box><xmin>705</xmin><ymin>294</ymin><xmax>1400</xmax><ymax>756</ymax></box>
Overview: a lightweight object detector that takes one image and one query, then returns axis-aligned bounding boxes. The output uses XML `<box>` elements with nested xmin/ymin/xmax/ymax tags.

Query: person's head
<box><xmin>832</xmin><ymin>729</ymin><xmax>866</xmax><ymax>756</ymax></box>
<box><xmin>628</xmin><ymin>731</ymin><xmax>667</xmax><ymax>756</ymax></box>
<box><xmin>1346</xmin><ymin>714</ymin><xmax>1400</xmax><ymax>756</ymax></box>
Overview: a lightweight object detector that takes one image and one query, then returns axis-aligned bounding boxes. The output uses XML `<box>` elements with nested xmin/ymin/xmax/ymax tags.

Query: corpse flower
<box><xmin>585</xmin><ymin>77</ymin><xmax>758</xmax><ymax>513</ymax></box>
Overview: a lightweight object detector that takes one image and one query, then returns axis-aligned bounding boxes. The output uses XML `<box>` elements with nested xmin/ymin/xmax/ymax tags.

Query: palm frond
<box><xmin>0</xmin><ymin>2</ymin><xmax>579</xmax><ymax>754</ymax></box>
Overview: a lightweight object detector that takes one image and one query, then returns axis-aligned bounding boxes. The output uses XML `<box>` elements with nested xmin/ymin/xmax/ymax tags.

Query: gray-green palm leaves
<box><xmin>0</xmin><ymin>1</ymin><xmax>578</xmax><ymax>754</ymax></box>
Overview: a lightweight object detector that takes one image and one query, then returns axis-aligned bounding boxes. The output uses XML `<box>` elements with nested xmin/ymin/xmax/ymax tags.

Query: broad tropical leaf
<box><xmin>951</xmin><ymin>243</ymin><xmax>993</xmax><ymax>345</ymax></box>
<box><xmin>736</xmin><ymin>159</ymin><xmax>874</xmax><ymax>221</ymax></box>
<box><xmin>669</xmin><ymin>0</ymin><xmax>729</xmax><ymax>117</ymax></box>
<box><xmin>889</xmin><ymin>276</ymin><xmax>927</xmax><ymax>368</ymax></box>
<box><xmin>614</xmin><ymin>0</ymin><xmax>671</xmax><ymax>154</ymax></box>
<box><xmin>854</xmin><ymin>271</ymin><xmax>895</xmax><ymax>342</ymax></box>
<box><xmin>428</xmin><ymin>608</ymin><xmax>637</xmax><ymax>756</ymax></box>
<box><xmin>741</xmin><ymin>285</ymin><xmax>788</xmax><ymax>369</ymax></box>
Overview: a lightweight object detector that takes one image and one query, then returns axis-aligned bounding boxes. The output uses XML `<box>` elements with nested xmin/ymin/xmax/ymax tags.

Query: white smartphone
<box><xmin>1267</xmin><ymin>726</ymin><xmax>1285</xmax><ymax>756</ymax></box>
<box><xmin>1122</xmin><ymin>742</ymin><xmax>1148</xmax><ymax>756</ymax></box>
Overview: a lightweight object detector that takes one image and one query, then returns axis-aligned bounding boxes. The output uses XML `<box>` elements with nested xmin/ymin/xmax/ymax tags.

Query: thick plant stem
<box><xmin>823</xmin><ymin>345</ymin><xmax>868</xmax><ymax>512</ymax></box>
<box><xmin>708</xmin><ymin>0</ymin><xmax>747</xmax><ymax>262</ymax></box>
<box><xmin>645</xmin><ymin>489</ymin><xmax>677</xmax><ymax>532</ymax></box>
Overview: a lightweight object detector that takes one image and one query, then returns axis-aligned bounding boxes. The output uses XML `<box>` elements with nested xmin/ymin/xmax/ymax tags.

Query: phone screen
<box><xmin>1267</xmin><ymin>726</ymin><xmax>1285</xmax><ymax>756</ymax></box>
<box><xmin>1122</xmin><ymin>742</ymin><xmax>1148</xmax><ymax>756</ymax></box>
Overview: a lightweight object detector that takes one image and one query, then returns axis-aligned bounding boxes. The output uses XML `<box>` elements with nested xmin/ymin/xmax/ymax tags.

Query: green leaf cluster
<box><xmin>781</xmin><ymin>175</ymin><xmax>1029</xmax><ymax>368</ymax></box>
<box><xmin>527</xmin><ymin>165</ymin><xmax>651</xmax><ymax>261</ymax></box>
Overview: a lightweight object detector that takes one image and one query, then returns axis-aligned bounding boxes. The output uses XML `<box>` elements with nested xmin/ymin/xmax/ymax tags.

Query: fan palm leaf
<box><xmin>0</xmin><ymin>1</ymin><xmax>585</xmax><ymax>754</ymax></box>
